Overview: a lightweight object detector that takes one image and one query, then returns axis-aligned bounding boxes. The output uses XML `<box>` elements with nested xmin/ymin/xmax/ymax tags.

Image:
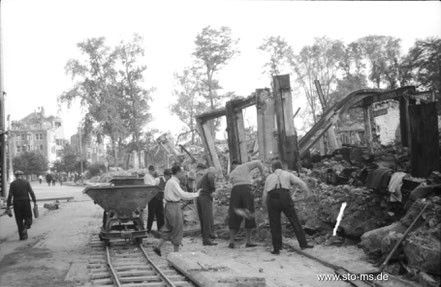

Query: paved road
<box><xmin>0</xmin><ymin>182</ymin><xmax>101</xmax><ymax>287</ymax></box>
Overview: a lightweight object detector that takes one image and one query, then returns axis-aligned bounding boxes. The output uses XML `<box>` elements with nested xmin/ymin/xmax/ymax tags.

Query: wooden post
<box><xmin>273</xmin><ymin>75</ymin><xmax>301</xmax><ymax>171</ymax></box>
<box><xmin>235</xmin><ymin>110</ymin><xmax>248</xmax><ymax>163</ymax></box>
<box><xmin>196</xmin><ymin>118</ymin><xmax>221</xmax><ymax>171</ymax></box>
<box><xmin>256</xmin><ymin>89</ymin><xmax>277</xmax><ymax>161</ymax></box>
<box><xmin>226</xmin><ymin>100</ymin><xmax>248</xmax><ymax>164</ymax></box>
<box><xmin>409</xmin><ymin>102</ymin><xmax>440</xmax><ymax>178</ymax></box>
<box><xmin>399</xmin><ymin>96</ymin><xmax>410</xmax><ymax>147</ymax></box>
<box><xmin>314</xmin><ymin>80</ymin><xmax>339</xmax><ymax>152</ymax></box>
<box><xmin>363</xmin><ymin>105</ymin><xmax>373</xmax><ymax>152</ymax></box>
<box><xmin>226</xmin><ymin>101</ymin><xmax>240</xmax><ymax>164</ymax></box>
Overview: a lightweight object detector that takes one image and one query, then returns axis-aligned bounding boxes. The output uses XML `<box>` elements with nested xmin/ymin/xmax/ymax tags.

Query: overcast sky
<box><xmin>2</xmin><ymin>0</ymin><xmax>441</xmax><ymax>141</ymax></box>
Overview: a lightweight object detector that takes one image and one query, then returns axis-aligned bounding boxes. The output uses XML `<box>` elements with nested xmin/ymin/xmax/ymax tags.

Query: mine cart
<box><xmin>109</xmin><ymin>176</ymin><xmax>144</xmax><ymax>186</ymax></box>
<box><xmin>84</xmin><ymin>184</ymin><xmax>160</xmax><ymax>244</ymax></box>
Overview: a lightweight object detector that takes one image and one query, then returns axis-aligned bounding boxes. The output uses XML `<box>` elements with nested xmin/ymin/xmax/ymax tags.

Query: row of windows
<box><xmin>16</xmin><ymin>145</ymin><xmax>44</xmax><ymax>152</ymax></box>
<box><xmin>17</xmin><ymin>133</ymin><xmax>45</xmax><ymax>141</ymax></box>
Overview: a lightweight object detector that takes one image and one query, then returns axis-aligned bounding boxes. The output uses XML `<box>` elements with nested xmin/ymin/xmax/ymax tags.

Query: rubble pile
<box><xmin>361</xmin><ymin>197</ymin><xmax>441</xmax><ymax>284</ymax></box>
<box><xmin>295</xmin><ymin>184</ymin><xmax>399</xmax><ymax>241</ymax></box>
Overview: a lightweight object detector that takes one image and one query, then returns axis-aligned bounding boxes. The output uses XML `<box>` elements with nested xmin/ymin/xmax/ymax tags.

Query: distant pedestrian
<box><xmin>38</xmin><ymin>175</ymin><xmax>43</xmax><ymax>184</ymax></box>
<box><xmin>228</xmin><ymin>160</ymin><xmax>265</xmax><ymax>249</ymax></box>
<box><xmin>153</xmin><ymin>165</ymin><xmax>200</xmax><ymax>256</ymax></box>
<box><xmin>6</xmin><ymin>171</ymin><xmax>37</xmax><ymax>240</ymax></box>
<box><xmin>147</xmin><ymin>169</ymin><xmax>172</xmax><ymax>232</ymax></box>
<box><xmin>59</xmin><ymin>174</ymin><xmax>63</xmax><ymax>186</ymax></box>
<box><xmin>46</xmin><ymin>173</ymin><xmax>52</xmax><ymax>186</ymax></box>
<box><xmin>263</xmin><ymin>159</ymin><xmax>314</xmax><ymax>254</ymax></box>
<box><xmin>196</xmin><ymin>167</ymin><xmax>217</xmax><ymax>246</ymax></box>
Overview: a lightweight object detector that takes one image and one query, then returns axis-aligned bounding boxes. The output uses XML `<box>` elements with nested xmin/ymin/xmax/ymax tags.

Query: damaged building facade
<box><xmin>195</xmin><ymin>75</ymin><xmax>441</xmax><ymax>286</ymax></box>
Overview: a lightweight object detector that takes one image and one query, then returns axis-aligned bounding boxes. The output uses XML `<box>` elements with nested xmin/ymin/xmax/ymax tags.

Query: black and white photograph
<box><xmin>0</xmin><ymin>0</ymin><xmax>440</xmax><ymax>286</ymax></box>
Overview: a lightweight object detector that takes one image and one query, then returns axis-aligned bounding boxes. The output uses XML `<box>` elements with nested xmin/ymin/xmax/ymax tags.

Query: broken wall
<box><xmin>372</xmin><ymin>100</ymin><xmax>401</xmax><ymax>145</ymax></box>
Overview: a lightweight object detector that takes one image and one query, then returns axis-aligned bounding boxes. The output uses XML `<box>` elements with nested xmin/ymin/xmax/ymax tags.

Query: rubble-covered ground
<box><xmin>197</xmin><ymin>145</ymin><xmax>441</xmax><ymax>287</ymax></box>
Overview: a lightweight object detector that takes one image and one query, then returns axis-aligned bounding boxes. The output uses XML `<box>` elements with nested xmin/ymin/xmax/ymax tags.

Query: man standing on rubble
<box><xmin>6</xmin><ymin>171</ymin><xmax>37</xmax><ymax>240</ymax></box>
<box><xmin>153</xmin><ymin>165</ymin><xmax>200</xmax><ymax>256</ymax></box>
<box><xmin>263</xmin><ymin>159</ymin><xmax>314</xmax><ymax>254</ymax></box>
<box><xmin>196</xmin><ymin>166</ymin><xmax>218</xmax><ymax>246</ymax></box>
<box><xmin>228</xmin><ymin>159</ymin><xmax>265</xmax><ymax>248</ymax></box>
<box><xmin>146</xmin><ymin>169</ymin><xmax>172</xmax><ymax>233</ymax></box>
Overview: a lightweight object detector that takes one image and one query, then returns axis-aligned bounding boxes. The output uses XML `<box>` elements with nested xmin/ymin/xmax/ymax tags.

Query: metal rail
<box><xmin>105</xmin><ymin>245</ymin><xmax>122</xmax><ymax>287</ymax></box>
<box><xmin>139</xmin><ymin>243</ymin><xmax>177</xmax><ymax>287</ymax></box>
<box><xmin>103</xmin><ymin>240</ymin><xmax>179</xmax><ymax>287</ymax></box>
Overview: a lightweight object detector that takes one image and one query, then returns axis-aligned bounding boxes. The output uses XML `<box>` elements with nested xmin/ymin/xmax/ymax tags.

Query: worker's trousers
<box><xmin>267</xmin><ymin>188</ymin><xmax>308</xmax><ymax>250</ymax></box>
<box><xmin>13</xmin><ymin>200</ymin><xmax>32</xmax><ymax>240</ymax></box>
<box><xmin>147</xmin><ymin>196</ymin><xmax>165</xmax><ymax>231</ymax></box>
<box><xmin>196</xmin><ymin>194</ymin><xmax>214</xmax><ymax>243</ymax></box>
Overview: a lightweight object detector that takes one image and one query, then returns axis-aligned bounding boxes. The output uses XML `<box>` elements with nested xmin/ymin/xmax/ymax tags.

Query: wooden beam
<box><xmin>273</xmin><ymin>75</ymin><xmax>301</xmax><ymax>171</ymax></box>
<box><xmin>196</xmin><ymin>119</ymin><xmax>221</xmax><ymax>172</ymax></box>
<box><xmin>409</xmin><ymin>102</ymin><xmax>440</xmax><ymax>177</ymax></box>
<box><xmin>236</xmin><ymin>110</ymin><xmax>248</xmax><ymax>163</ymax></box>
<box><xmin>314</xmin><ymin>80</ymin><xmax>339</xmax><ymax>152</ymax></box>
<box><xmin>363</xmin><ymin>106</ymin><xmax>373</xmax><ymax>152</ymax></box>
<box><xmin>196</xmin><ymin>94</ymin><xmax>257</xmax><ymax>123</ymax></box>
<box><xmin>256</xmin><ymin>89</ymin><xmax>278</xmax><ymax>161</ymax></box>
<box><xmin>230</xmin><ymin>94</ymin><xmax>257</xmax><ymax>111</ymax></box>
<box><xmin>357</xmin><ymin>86</ymin><xmax>416</xmax><ymax>108</ymax></box>
<box><xmin>399</xmin><ymin>96</ymin><xmax>410</xmax><ymax>147</ymax></box>
<box><xmin>314</xmin><ymin>80</ymin><xmax>328</xmax><ymax>108</ymax></box>
<box><xmin>225</xmin><ymin>101</ymin><xmax>240</xmax><ymax>164</ymax></box>
<box><xmin>196</xmin><ymin>108</ymin><xmax>226</xmax><ymax>122</ymax></box>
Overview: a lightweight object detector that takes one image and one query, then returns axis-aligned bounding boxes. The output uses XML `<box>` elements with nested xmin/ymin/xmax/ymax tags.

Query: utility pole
<box><xmin>78</xmin><ymin>126</ymin><xmax>84</xmax><ymax>176</ymax></box>
<box><xmin>0</xmin><ymin>0</ymin><xmax>7</xmax><ymax>198</ymax></box>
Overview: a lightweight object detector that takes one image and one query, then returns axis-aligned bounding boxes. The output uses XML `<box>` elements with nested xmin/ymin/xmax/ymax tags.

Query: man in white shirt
<box><xmin>144</xmin><ymin>165</ymin><xmax>158</xmax><ymax>185</ymax></box>
<box><xmin>153</xmin><ymin>165</ymin><xmax>200</xmax><ymax>256</ymax></box>
<box><xmin>263</xmin><ymin>159</ymin><xmax>314</xmax><ymax>254</ymax></box>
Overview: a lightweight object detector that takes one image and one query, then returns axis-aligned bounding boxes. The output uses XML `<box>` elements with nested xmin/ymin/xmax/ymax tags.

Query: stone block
<box><xmin>167</xmin><ymin>252</ymin><xmax>266</xmax><ymax>287</ymax></box>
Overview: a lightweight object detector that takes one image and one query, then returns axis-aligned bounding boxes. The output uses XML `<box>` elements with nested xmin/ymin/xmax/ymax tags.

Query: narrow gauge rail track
<box><xmin>88</xmin><ymin>236</ymin><xmax>196</xmax><ymax>287</ymax></box>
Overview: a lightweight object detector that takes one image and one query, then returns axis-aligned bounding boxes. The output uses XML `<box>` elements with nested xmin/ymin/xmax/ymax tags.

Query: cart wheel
<box><xmin>99</xmin><ymin>233</ymin><xmax>104</xmax><ymax>241</ymax></box>
<box><xmin>135</xmin><ymin>238</ymin><xmax>143</xmax><ymax>245</ymax></box>
<box><xmin>105</xmin><ymin>240</ymin><xmax>110</xmax><ymax>247</ymax></box>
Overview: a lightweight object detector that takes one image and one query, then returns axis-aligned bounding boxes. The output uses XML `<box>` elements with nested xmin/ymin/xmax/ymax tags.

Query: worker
<box><xmin>196</xmin><ymin>167</ymin><xmax>217</xmax><ymax>246</ymax></box>
<box><xmin>6</xmin><ymin>170</ymin><xmax>37</xmax><ymax>240</ymax></box>
<box><xmin>263</xmin><ymin>159</ymin><xmax>314</xmax><ymax>254</ymax></box>
<box><xmin>153</xmin><ymin>165</ymin><xmax>200</xmax><ymax>256</ymax></box>
<box><xmin>228</xmin><ymin>159</ymin><xmax>265</xmax><ymax>249</ymax></box>
<box><xmin>144</xmin><ymin>165</ymin><xmax>158</xmax><ymax>185</ymax></box>
<box><xmin>147</xmin><ymin>169</ymin><xmax>172</xmax><ymax>232</ymax></box>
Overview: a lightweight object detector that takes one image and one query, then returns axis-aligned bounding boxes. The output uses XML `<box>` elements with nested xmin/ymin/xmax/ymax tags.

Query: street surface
<box><xmin>0</xmin><ymin>182</ymin><xmax>373</xmax><ymax>287</ymax></box>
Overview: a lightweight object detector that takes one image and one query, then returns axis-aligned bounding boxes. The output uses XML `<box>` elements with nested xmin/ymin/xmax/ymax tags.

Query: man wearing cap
<box><xmin>153</xmin><ymin>165</ymin><xmax>200</xmax><ymax>256</ymax></box>
<box><xmin>6</xmin><ymin>171</ymin><xmax>37</xmax><ymax>240</ymax></box>
<box><xmin>147</xmin><ymin>169</ymin><xmax>172</xmax><ymax>233</ymax></box>
<box><xmin>263</xmin><ymin>159</ymin><xmax>314</xmax><ymax>254</ymax></box>
<box><xmin>228</xmin><ymin>159</ymin><xmax>265</xmax><ymax>249</ymax></box>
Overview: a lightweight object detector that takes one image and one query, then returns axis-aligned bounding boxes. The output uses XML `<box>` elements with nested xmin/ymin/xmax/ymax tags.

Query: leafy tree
<box><xmin>13</xmin><ymin>151</ymin><xmax>48</xmax><ymax>176</ymax></box>
<box><xmin>355</xmin><ymin>35</ymin><xmax>402</xmax><ymax>89</ymax></box>
<box><xmin>400</xmin><ymin>37</ymin><xmax>441</xmax><ymax>92</ymax></box>
<box><xmin>171</xmin><ymin>67</ymin><xmax>208</xmax><ymax>144</ymax></box>
<box><xmin>116</xmin><ymin>34</ymin><xmax>153</xmax><ymax>151</ymax></box>
<box><xmin>291</xmin><ymin>37</ymin><xmax>345</xmax><ymax>123</ymax></box>
<box><xmin>193</xmin><ymin>26</ymin><xmax>240</xmax><ymax>134</ymax></box>
<box><xmin>52</xmin><ymin>160</ymin><xmax>65</xmax><ymax>173</ymax></box>
<box><xmin>258</xmin><ymin>36</ymin><xmax>294</xmax><ymax>76</ymax></box>
<box><xmin>59</xmin><ymin>37</ymin><xmax>124</xmax><ymax>163</ymax></box>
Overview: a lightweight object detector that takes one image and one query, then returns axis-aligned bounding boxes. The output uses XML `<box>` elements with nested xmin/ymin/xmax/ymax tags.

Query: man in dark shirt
<box><xmin>147</xmin><ymin>169</ymin><xmax>171</xmax><ymax>232</ymax></box>
<box><xmin>6</xmin><ymin>170</ymin><xmax>37</xmax><ymax>240</ymax></box>
<box><xmin>196</xmin><ymin>167</ymin><xmax>217</xmax><ymax>246</ymax></box>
